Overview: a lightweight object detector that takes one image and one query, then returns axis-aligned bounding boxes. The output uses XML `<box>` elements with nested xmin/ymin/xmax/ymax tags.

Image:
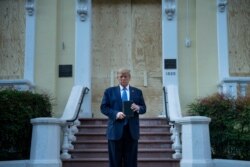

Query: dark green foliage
<box><xmin>0</xmin><ymin>89</ymin><xmax>53</xmax><ymax>160</ymax></box>
<box><xmin>188</xmin><ymin>93</ymin><xmax>250</xmax><ymax>160</ymax></box>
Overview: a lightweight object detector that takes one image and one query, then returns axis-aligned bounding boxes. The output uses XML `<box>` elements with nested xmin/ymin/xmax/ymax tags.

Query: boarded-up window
<box><xmin>228</xmin><ymin>0</ymin><xmax>250</xmax><ymax>76</ymax></box>
<box><xmin>0</xmin><ymin>0</ymin><xmax>25</xmax><ymax>79</ymax></box>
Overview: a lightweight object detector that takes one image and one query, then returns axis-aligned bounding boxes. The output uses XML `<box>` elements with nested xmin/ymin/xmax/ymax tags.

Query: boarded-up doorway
<box><xmin>92</xmin><ymin>0</ymin><xmax>162</xmax><ymax>118</ymax></box>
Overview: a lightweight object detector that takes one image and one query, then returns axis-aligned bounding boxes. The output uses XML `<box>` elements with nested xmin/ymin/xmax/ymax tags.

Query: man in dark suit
<box><xmin>100</xmin><ymin>68</ymin><xmax>146</xmax><ymax>167</ymax></box>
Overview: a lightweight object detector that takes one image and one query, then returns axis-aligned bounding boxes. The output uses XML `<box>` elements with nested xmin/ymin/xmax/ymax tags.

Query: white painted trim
<box><xmin>216</xmin><ymin>0</ymin><xmax>229</xmax><ymax>81</ymax></box>
<box><xmin>24</xmin><ymin>0</ymin><xmax>36</xmax><ymax>84</ymax></box>
<box><xmin>75</xmin><ymin>0</ymin><xmax>92</xmax><ymax>117</ymax></box>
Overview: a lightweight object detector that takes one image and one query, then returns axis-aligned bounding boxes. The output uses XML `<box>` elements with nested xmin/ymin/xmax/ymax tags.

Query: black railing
<box><xmin>163</xmin><ymin>86</ymin><xmax>176</xmax><ymax>125</ymax></box>
<box><xmin>66</xmin><ymin>87</ymin><xmax>89</xmax><ymax>123</ymax></box>
<box><xmin>163</xmin><ymin>86</ymin><xmax>170</xmax><ymax>122</ymax></box>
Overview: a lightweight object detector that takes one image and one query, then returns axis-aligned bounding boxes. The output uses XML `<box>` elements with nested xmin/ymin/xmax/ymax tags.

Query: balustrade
<box><xmin>28</xmin><ymin>118</ymin><xmax>63</xmax><ymax>167</ymax></box>
<box><xmin>59</xmin><ymin>86</ymin><xmax>88</xmax><ymax>160</ymax></box>
<box><xmin>60</xmin><ymin>124</ymin><xmax>71</xmax><ymax>160</ymax></box>
<box><xmin>164</xmin><ymin>85</ymin><xmax>182</xmax><ymax>159</ymax></box>
<box><xmin>164</xmin><ymin>85</ymin><xmax>213</xmax><ymax>167</ymax></box>
<box><xmin>170</xmin><ymin>123</ymin><xmax>182</xmax><ymax>159</ymax></box>
<box><xmin>27</xmin><ymin>85</ymin><xmax>87</xmax><ymax>167</ymax></box>
<box><xmin>218</xmin><ymin>77</ymin><xmax>250</xmax><ymax>98</ymax></box>
<box><xmin>60</xmin><ymin>121</ymin><xmax>80</xmax><ymax>160</ymax></box>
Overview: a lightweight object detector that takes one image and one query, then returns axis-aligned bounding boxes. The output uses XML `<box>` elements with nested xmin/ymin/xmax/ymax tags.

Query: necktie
<box><xmin>122</xmin><ymin>87</ymin><xmax>128</xmax><ymax>125</ymax></box>
<box><xmin>122</xmin><ymin>87</ymin><xmax>128</xmax><ymax>101</ymax></box>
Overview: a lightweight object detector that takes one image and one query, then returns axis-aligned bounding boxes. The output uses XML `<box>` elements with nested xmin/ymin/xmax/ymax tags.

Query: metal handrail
<box><xmin>163</xmin><ymin>86</ymin><xmax>170</xmax><ymax>122</ymax></box>
<box><xmin>163</xmin><ymin>86</ymin><xmax>176</xmax><ymax>125</ymax></box>
<box><xmin>66</xmin><ymin>87</ymin><xmax>89</xmax><ymax>123</ymax></box>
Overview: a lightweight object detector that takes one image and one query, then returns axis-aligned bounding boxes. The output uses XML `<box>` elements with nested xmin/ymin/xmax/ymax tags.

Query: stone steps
<box><xmin>62</xmin><ymin>118</ymin><xmax>180</xmax><ymax>167</ymax></box>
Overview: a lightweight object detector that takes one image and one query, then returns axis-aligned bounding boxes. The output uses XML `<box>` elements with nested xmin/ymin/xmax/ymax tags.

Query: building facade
<box><xmin>0</xmin><ymin>0</ymin><xmax>250</xmax><ymax>118</ymax></box>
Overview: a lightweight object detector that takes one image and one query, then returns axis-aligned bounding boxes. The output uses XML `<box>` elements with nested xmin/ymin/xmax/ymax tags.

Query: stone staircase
<box><xmin>62</xmin><ymin>118</ymin><xmax>180</xmax><ymax>167</ymax></box>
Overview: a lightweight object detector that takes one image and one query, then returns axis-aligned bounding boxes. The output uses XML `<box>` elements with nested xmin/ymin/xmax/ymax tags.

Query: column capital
<box><xmin>165</xmin><ymin>0</ymin><xmax>176</xmax><ymax>21</ymax></box>
<box><xmin>218</xmin><ymin>0</ymin><xmax>227</xmax><ymax>13</ymax></box>
<box><xmin>25</xmin><ymin>0</ymin><xmax>35</xmax><ymax>16</ymax></box>
<box><xmin>77</xmin><ymin>0</ymin><xmax>89</xmax><ymax>21</ymax></box>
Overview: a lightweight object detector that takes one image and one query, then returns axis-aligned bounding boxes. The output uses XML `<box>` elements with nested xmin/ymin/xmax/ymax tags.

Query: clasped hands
<box><xmin>116</xmin><ymin>103</ymin><xmax>140</xmax><ymax>120</ymax></box>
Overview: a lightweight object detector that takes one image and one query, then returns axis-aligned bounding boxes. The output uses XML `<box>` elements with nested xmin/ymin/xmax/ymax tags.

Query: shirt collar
<box><xmin>119</xmin><ymin>85</ymin><xmax>129</xmax><ymax>90</ymax></box>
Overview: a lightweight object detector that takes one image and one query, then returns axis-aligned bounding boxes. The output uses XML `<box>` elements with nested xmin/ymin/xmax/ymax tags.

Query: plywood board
<box><xmin>92</xmin><ymin>0</ymin><xmax>162</xmax><ymax>117</ymax></box>
<box><xmin>228</xmin><ymin>0</ymin><xmax>250</xmax><ymax>76</ymax></box>
<box><xmin>0</xmin><ymin>0</ymin><xmax>25</xmax><ymax>79</ymax></box>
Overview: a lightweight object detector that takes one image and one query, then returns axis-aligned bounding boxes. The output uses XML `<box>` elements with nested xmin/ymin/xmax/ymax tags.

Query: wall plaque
<box><xmin>164</xmin><ymin>59</ymin><xmax>177</xmax><ymax>69</ymax></box>
<box><xmin>59</xmin><ymin>65</ymin><xmax>72</xmax><ymax>77</ymax></box>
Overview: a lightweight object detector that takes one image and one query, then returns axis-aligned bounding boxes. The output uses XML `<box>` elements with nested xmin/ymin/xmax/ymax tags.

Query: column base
<box><xmin>180</xmin><ymin>159</ymin><xmax>213</xmax><ymax>167</ymax></box>
<box><xmin>28</xmin><ymin>160</ymin><xmax>62</xmax><ymax>167</ymax></box>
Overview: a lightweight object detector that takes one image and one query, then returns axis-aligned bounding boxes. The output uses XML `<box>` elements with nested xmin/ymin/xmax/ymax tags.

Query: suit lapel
<box><xmin>129</xmin><ymin>86</ymin><xmax>136</xmax><ymax>101</ymax></box>
<box><xmin>115</xmin><ymin>86</ymin><xmax>122</xmax><ymax>102</ymax></box>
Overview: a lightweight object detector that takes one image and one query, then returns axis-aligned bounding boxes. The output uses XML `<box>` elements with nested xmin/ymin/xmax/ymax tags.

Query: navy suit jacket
<box><xmin>100</xmin><ymin>85</ymin><xmax>146</xmax><ymax>140</ymax></box>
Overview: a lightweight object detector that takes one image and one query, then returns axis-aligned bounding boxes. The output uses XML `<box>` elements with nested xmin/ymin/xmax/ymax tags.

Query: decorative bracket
<box><xmin>165</xmin><ymin>0</ymin><xmax>176</xmax><ymax>20</ymax></box>
<box><xmin>25</xmin><ymin>0</ymin><xmax>35</xmax><ymax>16</ymax></box>
<box><xmin>218</xmin><ymin>0</ymin><xmax>227</xmax><ymax>13</ymax></box>
<box><xmin>77</xmin><ymin>0</ymin><xmax>88</xmax><ymax>21</ymax></box>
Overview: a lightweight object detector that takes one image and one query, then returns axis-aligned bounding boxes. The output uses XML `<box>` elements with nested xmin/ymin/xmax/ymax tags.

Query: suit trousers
<box><xmin>108</xmin><ymin>123</ymin><xmax>138</xmax><ymax>167</ymax></box>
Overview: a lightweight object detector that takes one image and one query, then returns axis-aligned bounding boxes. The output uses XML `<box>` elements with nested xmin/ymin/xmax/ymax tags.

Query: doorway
<box><xmin>91</xmin><ymin>0</ymin><xmax>162</xmax><ymax>118</ymax></box>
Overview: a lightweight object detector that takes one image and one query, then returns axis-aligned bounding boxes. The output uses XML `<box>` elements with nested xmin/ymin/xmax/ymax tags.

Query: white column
<box><xmin>162</xmin><ymin>0</ymin><xmax>179</xmax><ymax>86</ymax></box>
<box><xmin>161</xmin><ymin>0</ymin><xmax>179</xmax><ymax>117</ymax></box>
<box><xmin>24</xmin><ymin>0</ymin><xmax>36</xmax><ymax>84</ymax></box>
<box><xmin>75</xmin><ymin>0</ymin><xmax>92</xmax><ymax>117</ymax></box>
<box><xmin>176</xmin><ymin>116</ymin><xmax>213</xmax><ymax>167</ymax></box>
<box><xmin>217</xmin><ymin>0</ymin><xmax>229</xmax><ymax>81</ymax></box>
<box><xmin>28</xmin><ymin>118</ymin><xmax>64</xmax><ymax>167</ymax></box>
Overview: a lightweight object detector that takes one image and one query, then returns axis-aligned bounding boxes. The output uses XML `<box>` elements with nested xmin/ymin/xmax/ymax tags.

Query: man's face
<box><xmin>117</xmin><ymin>72</ymin><xmax>131</xmax><ymax>87</ymax></box>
